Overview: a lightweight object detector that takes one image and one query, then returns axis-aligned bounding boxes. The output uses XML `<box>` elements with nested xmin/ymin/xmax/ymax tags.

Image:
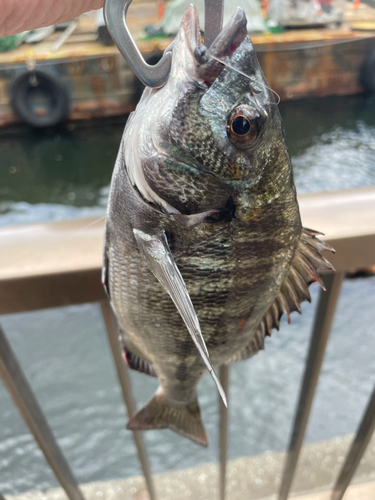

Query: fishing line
<box><xmin>209</xmin><ymin>54</ymin><xmax>281</xmax><ymax>105</ymax></box>
<box><xmin>66</xmin><ymin>215</ymin><xmax>106</xmax><ymax>236</ymax></box>
<box><xmin>0</xmin><ymin>215</ymin><xmax>106</xmax><ymax>272</ymax></box>
<box><xmin>265</xmin><ymin>86</ymin><xmax>281</xmax><ymax>105</ymax></box>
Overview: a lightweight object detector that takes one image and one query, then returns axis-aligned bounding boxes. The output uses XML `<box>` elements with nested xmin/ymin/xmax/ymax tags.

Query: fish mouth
<box><xmin>178</xmin><ymin>5</ymin><xmax>248</xmax><ymax>87</ymax></box>
<box><xmin>197</xmin><ymin>7</ymin><xmax>248</xmax><ymax>85</ymax></box>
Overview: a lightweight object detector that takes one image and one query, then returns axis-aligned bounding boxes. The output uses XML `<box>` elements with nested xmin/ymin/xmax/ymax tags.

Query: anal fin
<box><xmin>124</xmin><ymin>347</ymin><xmax>157</xmax><ymax>377</ymax></box>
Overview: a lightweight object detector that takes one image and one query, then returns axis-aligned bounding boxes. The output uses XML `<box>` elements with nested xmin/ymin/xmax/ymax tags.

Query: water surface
<box><xmin>0</xmin><ymin>95</ymin><xmax>375</xmax><ymax>495</ymax></box>
<box><xmin>1</xmin><ymin>95</ymin><xmax>375</xmax><ymax>226</ymax></box>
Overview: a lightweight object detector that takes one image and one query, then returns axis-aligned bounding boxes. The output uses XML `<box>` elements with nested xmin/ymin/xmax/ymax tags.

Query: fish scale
<box><xmin>103</xmin><ymin>5</ymin><xmax>334</xmax><ymax>446</ymax></box>
<box><xmin>170</xmin><ymin>92</ymin><xmax>235</xmax><ymax>180</ymax></box>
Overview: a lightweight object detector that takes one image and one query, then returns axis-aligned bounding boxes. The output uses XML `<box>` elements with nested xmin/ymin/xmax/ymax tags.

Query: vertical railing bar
<box><xmin>278</xmin><ymin>271</ymin><xmax>345</xmax><ymax>500</ymax></box>
<box><xmin>204</xmin><ymin>0</ymin><xmax>224</xmax><ymax>48</ymax></box>
<box><xmin>0</xmin><ymin>325</ymin><xmax>85</xmax><ymax>500</ymax></box>
<box><xmin>100</xmin><ymin>301</ymin><xmax>156</xmax><ymax>500</ymax></box>
<box><xmin>331</xmin><ymin>384</ymin><xmax>375</xmax><ymax>500</ymax></box>
<box><xmin>219</xmin><ymin>365</ymin><xmax>229</xmax><ymax>500</ymax></box>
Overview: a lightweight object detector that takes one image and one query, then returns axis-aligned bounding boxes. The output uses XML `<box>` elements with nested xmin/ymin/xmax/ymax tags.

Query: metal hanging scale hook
<box><xmin>104</xmin><ymin>0</ymin><xmax>224</xmax><ymax>88</ymax></box>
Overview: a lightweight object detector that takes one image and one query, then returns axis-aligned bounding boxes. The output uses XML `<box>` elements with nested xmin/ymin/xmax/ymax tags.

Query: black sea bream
<box><xmin>103</xmin><ymin>5</ymin><xmax>334</xmax><ymax>446</ymax></box>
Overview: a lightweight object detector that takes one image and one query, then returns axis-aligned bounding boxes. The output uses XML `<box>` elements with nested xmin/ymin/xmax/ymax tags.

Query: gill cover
<box><xmin>123</xmin><ymin>5</ymin><xmax>202</xmax><ymax>213</ymax></box>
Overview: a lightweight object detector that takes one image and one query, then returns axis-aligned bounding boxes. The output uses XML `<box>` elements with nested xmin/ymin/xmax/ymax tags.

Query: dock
<box><xmin>0</xmin><ymin>1</ymin><xmax>375</xmax><ymax>126</ymax></box>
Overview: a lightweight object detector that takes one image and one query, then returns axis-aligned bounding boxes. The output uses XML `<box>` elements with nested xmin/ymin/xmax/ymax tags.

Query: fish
<box><xmin>102</xmin><ymin>5</ymin><xmax>334</xmax><ymax>447</ymax></box>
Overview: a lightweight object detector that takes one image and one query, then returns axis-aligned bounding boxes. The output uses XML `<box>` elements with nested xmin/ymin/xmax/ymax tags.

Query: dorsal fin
<box><xmin>226</xmin><ymin>228</ymin><xmax>335</xmax><ymax>365</ymax></box>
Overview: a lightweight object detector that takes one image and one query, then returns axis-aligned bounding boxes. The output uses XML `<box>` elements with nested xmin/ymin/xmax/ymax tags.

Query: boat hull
<box><xmin>0</xmin><ymin>30</ymin><xmax>374</xmax><ymax>127</ymax></box>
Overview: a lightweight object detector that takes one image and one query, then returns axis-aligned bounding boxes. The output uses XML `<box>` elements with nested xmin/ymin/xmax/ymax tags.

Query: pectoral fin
<box><xmin>133</xmin><ymin>228</ymin><xmax>227</xmax><ymax>407</ymax></box>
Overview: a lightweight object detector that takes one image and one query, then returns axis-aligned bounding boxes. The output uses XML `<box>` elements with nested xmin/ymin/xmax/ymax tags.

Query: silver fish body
<box><xmin>103</xmin><ymin>6</ymin><xmax>334</xmax><ymax>446</ymax></box>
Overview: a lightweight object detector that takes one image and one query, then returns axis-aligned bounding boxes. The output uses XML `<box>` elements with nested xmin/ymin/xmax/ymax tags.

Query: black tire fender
<box><xmin>10</xmin><ymin>69</ymin><xmax>70</xmax><ymax>128</ymax></box>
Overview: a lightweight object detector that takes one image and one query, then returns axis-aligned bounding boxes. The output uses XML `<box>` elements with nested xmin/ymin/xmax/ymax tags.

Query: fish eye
<box><xmin>227</xmin><ymin>105</ymin><xmax>262</xmax><ymax>148</ymax></box>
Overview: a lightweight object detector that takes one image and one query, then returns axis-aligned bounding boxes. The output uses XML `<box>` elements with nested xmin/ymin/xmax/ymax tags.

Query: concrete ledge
<box><xmin>4</xmin><ymin>434</ymin><xmax>375</xmax><ymax>500</ymax></box>
<box><xmin>291</xmin><ymin>481</ymin><xmax>375</xmax><ymax>500</ymax></box>
<box><xmin>1</xmin><ymin>187</ymin><xmax>375</xmax><ymax>314</ymax></box>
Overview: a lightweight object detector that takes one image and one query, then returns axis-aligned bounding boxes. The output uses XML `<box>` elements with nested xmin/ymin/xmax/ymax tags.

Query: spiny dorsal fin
<box><xmin>226</xmin><ymin>228</ymin><xmax>335</xmax><ymax>365</ymax></box>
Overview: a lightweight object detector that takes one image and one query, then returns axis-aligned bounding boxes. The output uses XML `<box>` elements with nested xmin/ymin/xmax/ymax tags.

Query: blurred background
<box><xmin>1</xmin><ymin>0</ymin><xmax>375</xmax><ymax>499</ymax></box>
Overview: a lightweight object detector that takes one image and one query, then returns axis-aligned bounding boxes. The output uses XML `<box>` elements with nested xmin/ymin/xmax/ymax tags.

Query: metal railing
<box><xmin>1</xmin><ymin>186</ymin><xmax>375</xmax><ymax>500</ymax></box>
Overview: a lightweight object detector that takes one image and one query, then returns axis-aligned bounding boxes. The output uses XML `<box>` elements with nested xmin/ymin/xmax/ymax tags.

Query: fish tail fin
<box><xmin>126</xmin><ymin>388</ymin><xmax>208</xmax><ymax>447</ymax></box>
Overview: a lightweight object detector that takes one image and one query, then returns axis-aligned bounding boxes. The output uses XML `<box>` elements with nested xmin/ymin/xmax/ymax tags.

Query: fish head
<box><xmin>125</xmin><ymin>5</ymin><xmax>291</xmax><ymax>215</ymax></box>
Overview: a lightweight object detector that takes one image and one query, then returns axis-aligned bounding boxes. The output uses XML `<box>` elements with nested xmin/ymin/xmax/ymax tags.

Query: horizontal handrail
<box><xmin>0</xmin><ymin>186</ymin><xmax>375</xmax><ymax>500</ymax></box>
<box><xmin>1</xmin><ymin>186</ymin><xmax>375</xmax><ymax>315</ymax></box>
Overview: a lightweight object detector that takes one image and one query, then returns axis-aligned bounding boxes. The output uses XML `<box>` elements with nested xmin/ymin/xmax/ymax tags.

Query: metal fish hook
<box><xmin>104</xmin><ymin>0</ymin><xmax>224</xmax><ymax>88</ymax></box>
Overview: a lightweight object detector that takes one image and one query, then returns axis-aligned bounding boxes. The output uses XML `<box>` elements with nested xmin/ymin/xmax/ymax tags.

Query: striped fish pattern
<box><xmin>103</xmin><ymin>6</ymin><xmax>334</xmax><ymax>446</ymax></box>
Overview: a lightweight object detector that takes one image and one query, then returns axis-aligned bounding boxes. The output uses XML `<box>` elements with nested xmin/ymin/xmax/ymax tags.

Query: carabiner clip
<box><xmin>104</xmin><ymin>0</ymin><xmax>224</xmax><ymax>88</ymax></box>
